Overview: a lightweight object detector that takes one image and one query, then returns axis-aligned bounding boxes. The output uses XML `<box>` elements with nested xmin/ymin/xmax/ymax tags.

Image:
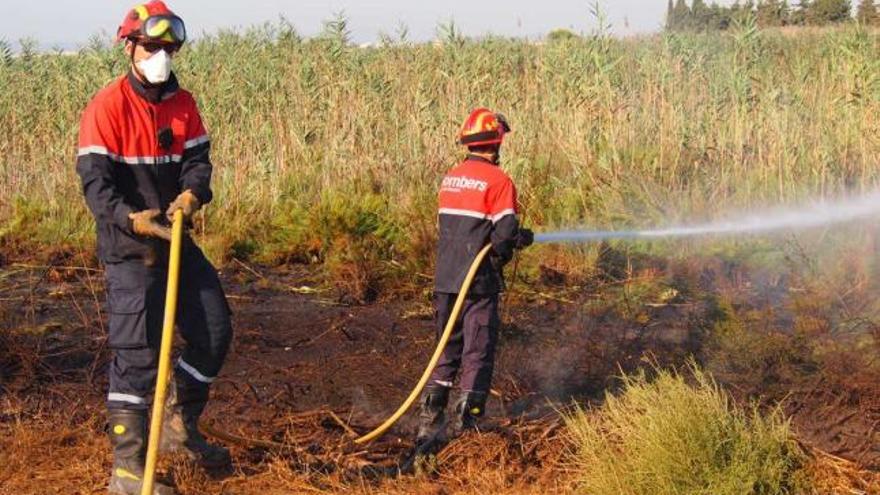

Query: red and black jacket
<box><xmin>76</xmin><ymin>72</ymin><xmax>213</xmax><ymax>263</ymax></box>
<box><xmin>435</xmin><ymin>155</ymin><xmax>521</xmax><ymax>295</ymax></box>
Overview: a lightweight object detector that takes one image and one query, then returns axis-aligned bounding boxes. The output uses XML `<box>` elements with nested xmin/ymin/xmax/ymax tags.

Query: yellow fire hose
<box><xmin>142</xmin><ymin>210</ymin><xmax>184</xmax><ymax>495</ymax></box>
<box><xmin>354</xmin><ymin>244</ymin><xmax>493</xmax><ymax>444</ymax></box>
<box><xmin>139</xmin><ymin>226</ymin><xmax>490</xmax><ymax>485</ymax></box>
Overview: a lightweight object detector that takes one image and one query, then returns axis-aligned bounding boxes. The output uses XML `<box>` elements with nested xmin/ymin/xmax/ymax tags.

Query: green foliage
<box><xmin>0</xmin><ymin>39</ymin><xmax>12</xmax><ymax>67</ymax></box>
<box><xmin>703</xmin><ymin>238</ymin><xmax>880</xmax><ymax>400</ymax></box>
<box><xmin>0</xmin><ymin>23</ymin><xmax>878</xmax><ymax>284</ymax></box>
<box><xmin>266</xmin><ymin>190</ymin><xmax>402</xmax><ymax>301</ymax></box>
<box><xmin>0</xmin><ymin>196</ymin><xmax>47</xmax><ymax>244</ymax></box>
<box><xmin>667</xmin><ymin>0</ymin><xmax>856</xmax><ymax>30</ymax></box>
<box><xmin>546</xmin><ymin>29</ymin><xmax>579</xmax><ymax>43</ymax></box>
<box><xmin>757</xmin><ymin>0</ymin><xmax>791</xmax><ymax>27</ymax></box>
<box><xmin>707</xmin><ymin>313</ymin><xmax>818</xmax><ymax>398</ymax></box>
<box><xmin>670</xmin><ymin>0</ymin><xmax>693</xmax><ymax>30</ymax></box>
<box><xmin>565</xmin><ymin>363</ymin><xmax>808</xmax><ymax>495</ymax></box>
<box><xmin>0</xmin><ymin>195</ymin><xmax>88</xmax><ymax>249</ymax></box>
<box><xmin>805</xmin><ymin>0</ymin><xmax>853</xmax><ymax>24</ymax></box>
<box><xmin>320</xmin><ymin>11</ymin><xmax>351</xmax><ymax>60</ymax></box>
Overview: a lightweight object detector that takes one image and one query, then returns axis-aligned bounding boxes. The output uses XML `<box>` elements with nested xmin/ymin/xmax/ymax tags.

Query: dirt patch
<box><xmin>1</xmin><ymin>259</ymin><xmax>878</xmax><ymax>493</ymax></box>
<box><xmin>786</xmin><ymin>368</ymin><xmax>880</xmax><ymax>470</ymax></box>
<box><xmin>0</xmin><ymin>263</ymin><xmax>574</xmax><ymax>494</ymax></box>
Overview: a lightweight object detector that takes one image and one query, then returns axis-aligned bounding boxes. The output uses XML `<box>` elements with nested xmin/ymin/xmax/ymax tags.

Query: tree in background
<box><xmin>707</xmin><ymin>3</ymin><xmax>734</xmax><ymax>29</ymax></box>
<box><xmin>804</xmin><ymin>0</ymin><xmax>852</xmax><ymax>23</ymax></box>
<box><xmin>757</xmin><ymin>0</ymin><xmax>791</xmax><ymax>26</ymax></box>
<box><xmin>788</xmin><ymin>1</ymin><xmax>808</xmax><ymax>24</ymax></box>
<box><xmin>669</xmin><ymin>0</ymin><xmax>693</xmax><ymax>30</ymax></box>
<box><xmin>856</xmin><ymin>0</ymin><xmax>880</xmax><ymax>24</ymax></box>
<box><xmin>690</xmin><ymin>0</ymin><xmax>713</xmax><ymax>29</ymax></box>
<box><xmin>664</xmin><ymin>0</ymin><xmax>854</xmax><ymax>30</ymax></box>
<box><xmin>546</xmin><ymin>29</ymin><xmax>579</xmax><ymax>43</ymax></box>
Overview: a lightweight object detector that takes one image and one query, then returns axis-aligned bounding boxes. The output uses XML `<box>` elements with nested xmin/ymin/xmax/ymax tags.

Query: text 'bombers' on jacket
<box><xmin>76</xmin><ymin>72</ymin><xmax>213</xmax><ymax>263</ymax></box>
<box><xmin>435</xmin><ymin>155</ymin><xmax>520</xmax><ymax>295</ymax></box>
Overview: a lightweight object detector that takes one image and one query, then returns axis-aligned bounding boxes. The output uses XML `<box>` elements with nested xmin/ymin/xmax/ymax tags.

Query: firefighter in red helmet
<box><xmin>416</xmin><ymin>108</ymin><xmax>534</xmax><ymax>450</ymax></box>
<box><xmin>77</xmin><ymin>2</ymin><xmax>231</xmax><ymax>493</ymax></box>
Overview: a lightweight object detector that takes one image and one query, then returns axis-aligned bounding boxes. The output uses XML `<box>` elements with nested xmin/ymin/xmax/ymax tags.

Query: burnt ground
<box><xmin>1</xmin><ymin>256</ymin><xmax>879</xmax><ymax>494</ymax></box>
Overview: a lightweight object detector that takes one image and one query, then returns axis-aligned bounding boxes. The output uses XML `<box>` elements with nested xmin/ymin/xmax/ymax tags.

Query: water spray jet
<box><xmin>536</xmin><ymin>189</ymin><xmax>880</xmax><ymax>244</ymax></box>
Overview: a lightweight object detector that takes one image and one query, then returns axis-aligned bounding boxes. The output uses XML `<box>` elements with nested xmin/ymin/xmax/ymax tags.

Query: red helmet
<box><xmin>117</xmin><ymin>1</ymin><xmax>187</xmax><ymax>44</ymax></box>
<box><xmin>458</xmin><ymin>108</ymin><xmax>511</xmax><ymax>147</ymax></box>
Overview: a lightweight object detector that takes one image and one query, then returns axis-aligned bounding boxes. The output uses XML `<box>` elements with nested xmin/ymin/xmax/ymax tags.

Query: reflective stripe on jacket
<box><xmin>435</xmin><ymin>155</ymin><xmax>520</xmax><ymax>295</ymax></box>
<box><xmin>76</xmin><ymin>72</ymin><xmax>213</xmax><ymax>262</ymax></box>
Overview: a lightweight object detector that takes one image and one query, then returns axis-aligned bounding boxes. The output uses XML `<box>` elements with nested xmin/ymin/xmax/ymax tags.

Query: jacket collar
<box><xmin>466</xmin><ymin>153</ymin><xmax>498</xmax><ymax>165</ymax></box>
<box><xmin>126</xmin><ymin>70</ymin><xmax>179</xmax><ymax>104</ymax></box>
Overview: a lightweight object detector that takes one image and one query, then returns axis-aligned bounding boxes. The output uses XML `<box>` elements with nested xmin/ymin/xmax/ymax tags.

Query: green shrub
<box><xmin>266</xmin><ymin>190</ymin><xmax>402</xmax><ymax>300</ymax></box>
<box><xmin>565</xmin><ymin>363</ymin><xmax>808</xmax><ymax>495</ymax></box>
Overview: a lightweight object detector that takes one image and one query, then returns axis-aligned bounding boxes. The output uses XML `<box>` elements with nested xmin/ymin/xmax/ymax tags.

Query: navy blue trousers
<box><xmin>428</xmin><ymin>293</ymin><xmax>500</xmax><ymax>394</ymax></box>
<box><xmin>103</xmin><ymin>244</ymin><xmax>232</xmax><ymax>410</ymax></box>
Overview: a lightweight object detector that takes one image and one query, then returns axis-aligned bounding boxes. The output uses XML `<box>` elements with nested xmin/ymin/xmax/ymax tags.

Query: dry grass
<box><xmin>1</xmin><ymin>25</ymin><xmax>879</xmax><ymax>286</ymax></box>
<box><xmin>2</xmin><ymin>242</ymin><xmax>880</xmax><ymax>494</ymax></box>
<box><xmin>802</xmin><ymin>445</ymin><xmax>880</xmax><ymax>495</ymax></box>
<box><xmin>0</xmin><ymin>397</ymin><xmax>572</xmax><ymax>495</ymax></box>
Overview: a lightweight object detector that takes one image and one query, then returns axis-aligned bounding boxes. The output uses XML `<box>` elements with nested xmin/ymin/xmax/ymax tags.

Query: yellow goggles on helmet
<box><xmin>143</xmin><ymin>15</ymin><xmax>186</xmax><ymax>44</ymax></box>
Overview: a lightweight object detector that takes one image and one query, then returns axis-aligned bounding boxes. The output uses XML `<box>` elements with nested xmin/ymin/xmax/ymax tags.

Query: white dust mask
<box><xmin>136</xmin><ymin>49</ymin><xmax>173</xmax><ymax>84</ymax></box>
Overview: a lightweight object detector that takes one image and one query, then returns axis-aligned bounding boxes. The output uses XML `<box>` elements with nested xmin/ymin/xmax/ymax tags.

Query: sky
<box><xmin>0</xmin><ymin>1</ymin><xmax>691</xmax><ymax>49</ymax></box>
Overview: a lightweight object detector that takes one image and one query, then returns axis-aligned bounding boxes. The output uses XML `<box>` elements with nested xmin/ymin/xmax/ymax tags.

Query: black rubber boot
<box><xmin>415</xmin><ymin>385</ymin><xmax>450</xmax><ymax>447</ymax></box>
<box><xmin>159</xmin><ymin>374</ymin><xmax>231</xmax><ymax>469</ymax></box>
<box><xmin>403</xmin><ymin>385</ymin><xmax>451</xmax><ymax>474</ymax></box>
<box><xmin>107</xmin><ymin>409</ymin><xmax>175</xmax><ymax>495</ymax></box>
<box><xmin>450</xmin><ymin>390</ymin><xmax>487</xmax><ymax>437</ymax></box>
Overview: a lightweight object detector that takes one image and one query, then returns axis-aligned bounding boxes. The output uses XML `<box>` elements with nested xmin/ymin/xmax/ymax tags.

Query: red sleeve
<box><xmin>75</xmin><ymin>97</ymin><xmax>133</xmax><ymax>231</ymax></box>
<box><xmin>77</xmin><ymin>98</ymin><xmax>118</xmax><ymax>155</ymax></box>
<box><xmin>486</xmin><ymin>176</ymin><xmax>518</xmax><ymax>223</ymax></box>
<box><xmin>487</xmin><ymin>176</ymin><xmax>520</xmax><ymax>263</ymax></box>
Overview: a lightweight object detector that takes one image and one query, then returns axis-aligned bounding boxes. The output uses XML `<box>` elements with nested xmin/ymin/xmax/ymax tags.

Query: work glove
<box><xmin>166</xmin><ymin>189</ymin><xmax>201</xmax><ymax>223</ymax></box>
<box><xmin>515</xmin><ymin>228</ymin><xmax>534</xmax><ymax>250</ymax></box>
<box><xmin>128</xmin><ymin>209</ymin><xmax>172</xmax><ymax>241</ymax></box>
